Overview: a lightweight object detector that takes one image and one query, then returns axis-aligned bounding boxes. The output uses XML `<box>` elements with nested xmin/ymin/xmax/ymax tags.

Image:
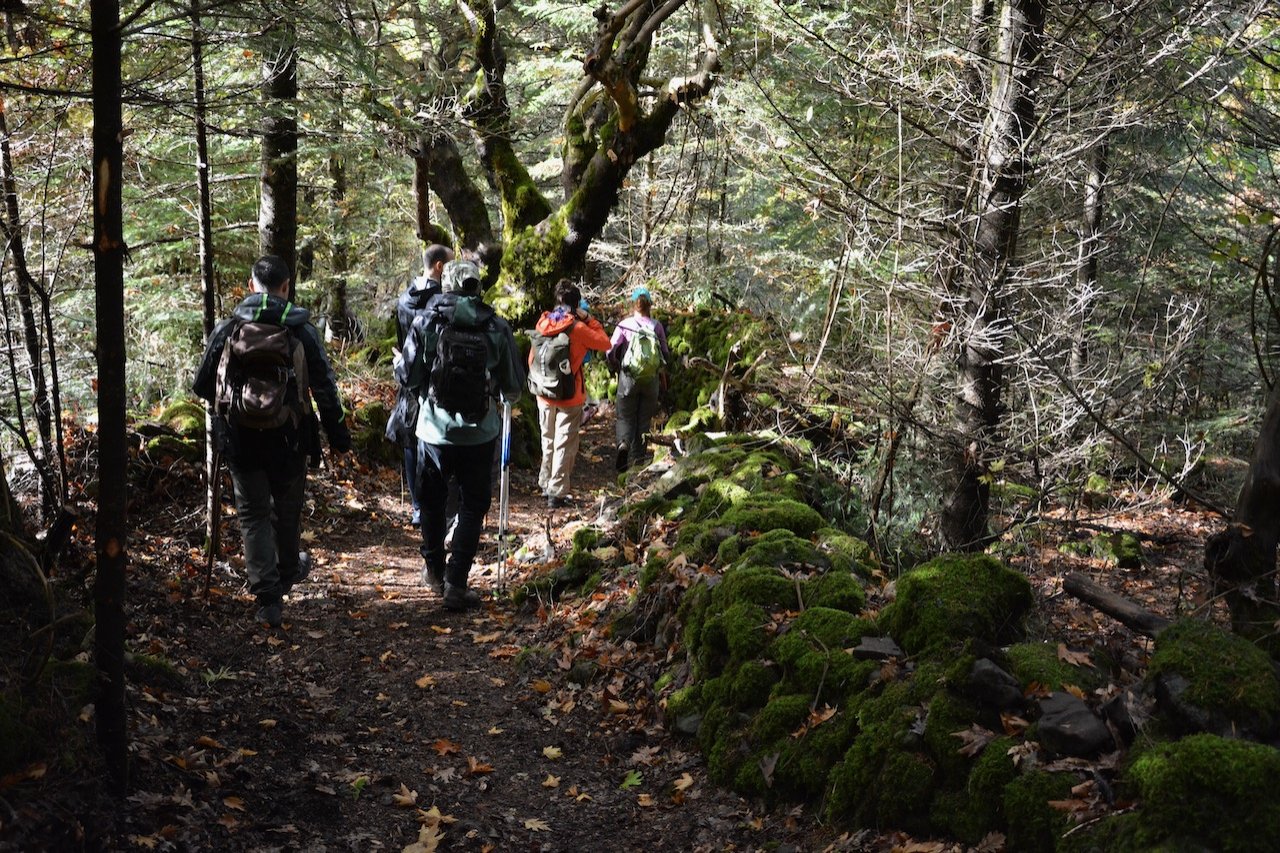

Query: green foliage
<box><xmin>1147</xmin><ymin>619</ymin><xmax>1280</xmax><ymax>732</ymax></box>
<box><xmin>1002</xmin><ymin>771</ymin><xmax>1076</xmax><ymax>853</ymax></box>
<box><xmin>1006</xmin><ymin>642</ymin><xmax>1106</xmax><ymax>693</ymax></box>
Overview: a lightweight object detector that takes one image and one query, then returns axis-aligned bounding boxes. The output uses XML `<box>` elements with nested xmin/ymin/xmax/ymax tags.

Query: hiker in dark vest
<box><xmin>607</xmin><ymin>286</ymin><xmax>670</xmax><ymax>472</ymax></box>
<box><xmin>529</xmin><ymin>279</ymin><xmax>610</xmax><ymax>508</ymax></box>
<box><xmin>387</xmin><ymin>244</ymin><xmax>453</xmax><ymax>526</ymax></box>
<box><xmin>193</xmin><ymin>255</ymin><xmax>351</xmax><ymax>628</ymax></box>
<box><xmin>399</xmin><ymin>259</ymin><xmax>524</xmax><ymax>610</ymax></box>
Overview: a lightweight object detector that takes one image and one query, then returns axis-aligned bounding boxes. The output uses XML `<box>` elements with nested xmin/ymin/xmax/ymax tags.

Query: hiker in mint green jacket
<box><xmin>607</xmin><ymin>286</ymin><xmax>670</xmax><ymax>473</ymax></box>
<box><xmin>398</xmin><ymin>259</ymin><xmax>524</xmax><ymax>610</ymax></box>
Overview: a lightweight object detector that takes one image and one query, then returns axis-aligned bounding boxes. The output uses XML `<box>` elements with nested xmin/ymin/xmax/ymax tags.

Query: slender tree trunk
<box><xmin>328</xmin><ymin>111</ymin><xmax>350</xmax><ymax>340</ymax></box>
<box><xmin>259</xmin><ymin>13</ymin><xmax>298</xmax><ymax>287</ymax></box>
<box><xmin>941</xmin><ymin>0</ymin><xmax>1045</xmax><ymax>551</ymax></box>
<box><xmin>191</xmin><ymin>0</ymin><xmax>218</xmax><ymax>557</ymax></box>
<box><xmin>0</xmin><ymin>103</ymin><xmax>57</xmax><ymax>520</ymax></box>
<box><xmin>1069</xmin><ymin>88</ymin><xmax>1112</xmax><ymax>380</ymax></box>
<box><xmin>91</xmin><ymin>0</ymin><xmax>129</xmax><ymax>794</ymax></box>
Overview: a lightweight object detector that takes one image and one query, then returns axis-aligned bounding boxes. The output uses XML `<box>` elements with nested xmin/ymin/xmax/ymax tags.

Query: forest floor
<box><xmin>1</xmin><ymin>402</ymin><xmax>1225</xmax><ymax>853</ymax></box>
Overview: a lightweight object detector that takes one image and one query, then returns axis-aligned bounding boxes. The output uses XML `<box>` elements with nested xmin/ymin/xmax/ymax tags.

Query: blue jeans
<box><xmin>417</xmin><ymin>439</ymin><xmax>495</xmax><ymax>589</ymax></box>
<box><xmin>228</xmin><ymin>457</ymin><xmax>306</xmax><ymax>605</ymax></box>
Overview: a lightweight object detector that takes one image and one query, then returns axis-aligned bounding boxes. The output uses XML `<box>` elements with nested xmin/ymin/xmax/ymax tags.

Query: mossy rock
<box><xmin>699</xmin><ymin>600</ymin><xmax>770</xmax><ymax>671</ymax></box>
<box><xmin>1094</xmin><ymin>532</ymin><xmax>1143</xmax><ymax>568</ymax></box>
<box><xmin>351</xmin><ymin>401</ymin><xmax>398</xmax><ymax>464</ymax></box>
<box><xmin>1127</xmin><ymin>734</ymin><xmax>1280</xmax><ymax>852</ymax></box>
<box><xmin>1147</xmin><ymin>619</ymin><xmax>1280</xmax><ymax>737</ymax></box>
<box><xmin>805</xmin><ymin>570</ymin><xmax>867</xmax><ymax>613</ymax></box>
<box><xmin>712</xmin><ymin>565</ymin><xmax>800</xmax><ymax>612</ymax></box>
<box><xmin>719</xmin><ymin>493</ymin><xmax>825</xmax><ymax>539</ymax></box>
<box><xmin>921</xmin><ymin>690</ymin><xmax>984</xmax><ymax>785</ymax></box>
<box><xmin>1002</xmin><ymin>770</ymin><xmax>1077</xmax><ymax>853</ymax></box>
<box><xmin>815</xmin><ymin>527</ymin><xmax>879</xmax><ymax>579</ymax></box>
<box><xmin>879</xmin><ymin>554</ymin><xmax>1033</xmax><ymax>657</ymax></box>
<box><xmin>931</xmin><ymin>734</ymin><xmax>1018</xmax><ymax>844</ymax></box>
<box><xmin>733</xmin><ymin>529</ymin><xmax>828</xmax><ymax>572</ymax></box>
<box><xmin>157</xmin><ymin>399</ymin><xmax>206</xmax><ymax>438</ymax></box>
<box><xmin>730</xmin><ymin>660</ymin><xmax>779</xmax><ymax>710</ymax></box>
<box><xmin>143</xmin><ymin>433</ymin><xmax>202</xmax><ymax>463</ymax></box>
<box><xmin>1007</xmin><ymin>641</ymin><xmax>1106</xmax><ymax>694</ymax></box>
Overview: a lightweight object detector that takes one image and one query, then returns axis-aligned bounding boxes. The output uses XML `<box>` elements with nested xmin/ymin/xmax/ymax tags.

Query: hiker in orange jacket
<box><xmin>530</xmin><ymin>279</ymin><xmax>611</xmax><ymax>508</ymax></box>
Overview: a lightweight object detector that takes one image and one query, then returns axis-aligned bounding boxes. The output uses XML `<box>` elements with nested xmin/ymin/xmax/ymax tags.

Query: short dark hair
<box><xmin>425</xmin><ymin>244</ymin><xmax>453</xmax><ymax>268</ymax></box>
<box><xmin>252</xmin><ymin>255</ymin><xmax>291</xmax><ymax>293</ymax></box>
<box><xmin>554</xmin><ymin>278</ymin><xmax>581</xmax><ymax>310</ymax></box>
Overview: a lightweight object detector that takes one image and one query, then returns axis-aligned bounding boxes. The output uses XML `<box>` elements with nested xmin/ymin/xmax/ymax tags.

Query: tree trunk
<box><xmin>1205</xmin><ymin>385</ymin><xmax>1280</xmax><ymax>639</ymax></box>
<box><xmin>941</xmin><ymin>0</ymin><xmax>1045</xmax><ymax>551</ymax></box>
<box><xmin>328</xmin><ymin>112</ymin><xmax>350</xmax><ymax>341</ymax></box>
<box><xmin>1069</xmin><ymin>90</ymin><xmax>1111</xmax><ymax>381</ymax></box>
<box><xmin>259</xmin><ymin>14</ymin><xmax>298</xmax><ymax>287</ymax></box>
<box><xmin>91</xmin><ymin>0</ymin><xmax>129</xmax><ymax>794</ymax></box>
<box><xmin>0</xmin><ymin>102</ymin><xmax>58</xmax><ymax>520</ymax></box>
<box><xmin>191</xmin><ymin>0</ymin><xmax>218</xmax><ymax>559</ymax></box>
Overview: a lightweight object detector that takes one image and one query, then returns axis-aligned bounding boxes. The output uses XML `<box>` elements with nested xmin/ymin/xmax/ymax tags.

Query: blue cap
<box><xmin>631</xmin><ymin>286</ymin><xmax>651</xmax><ymax>301</ymax></box>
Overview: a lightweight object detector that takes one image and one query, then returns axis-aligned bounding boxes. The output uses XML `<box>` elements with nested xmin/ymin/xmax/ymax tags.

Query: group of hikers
<box><xmin>193</xmin><ymin>249</ymin><xmax>670</xmax><ymax>627</ymax></box>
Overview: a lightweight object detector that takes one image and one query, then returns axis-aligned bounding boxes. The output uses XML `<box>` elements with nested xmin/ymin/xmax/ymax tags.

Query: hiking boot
<box><xmin>420</xmin><ymin>564</ymin><xmax>445</xmax><ymax>594</ymax></box>
<box><xmin>547</xmin><ymin>494</ymin><xmax>570</xmax><ymax>509</ymax></box>
<box><xmin>255</xmin><ymin>602</ymin><xmax>283</xmax><ymax>628</ymax></box>
<box><xmin>442</xmin><ymin>584</ymin><xmax>482</xmax><ymax>611</ymax></box>
<box><xmin>615</xmin><ymin>442</ymin><xmax>630</xmax><ymax>473</ymax></box>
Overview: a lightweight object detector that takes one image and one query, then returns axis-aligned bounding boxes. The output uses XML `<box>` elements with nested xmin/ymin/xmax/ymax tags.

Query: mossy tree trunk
<box><xmin>940</xmin><ymin>0</ymin><xmax>1045</xmax><ymax>551</ymax></box>
<box><xmin>423</xmin><ymin>0</ymin><xmax>722</xmax><ymax>324</ymax></box>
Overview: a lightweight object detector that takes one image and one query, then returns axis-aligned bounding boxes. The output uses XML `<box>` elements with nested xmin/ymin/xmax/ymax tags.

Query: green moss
<box><xmin>144</xmin><ymin>434</ymin><xmax>201</xmax><ymax>463</ymax></box>
<box><xmin>932</xmin><ymin>735</ymin><xmax>1018</xmax><ymax>843</ymax></box>
<box><xmin>712</xmin><ymin>566</ymin><xmax>798</xmax><ymax>611</ymax></box>
<box><xmin>815</xmin><ymin>527</ymin><xmax>879</xmax><ymax>578</ymax></box>
<box><xmin>730</xmin><ymin>661</ymin><xmax>779</xmax><ymax>709</ymax></box>
<box><xmin>1007</xmin><ymin>642</ymin><xmax>1106</xmax><ymax>693</ymax></box>
<box><xmin>716</xmin><ymin>534</ymin><xmax>743</xmax><ymax>565</ymax></box>
<box><xmin>879</xmin><ymin>554</ymin><xmax>1033</xmax><ymax>657</ymax></box>
<box><xmin>157</xmin><ymin>399</ymin><xmax>206</xmax><ymax>437</ymax></box>
<box><xmin>665</xmin><ymin>683</ymin><xmax>703</xmax><ymax>724</ymax></box>
<box><xmin>721</xmin><ymin>601</ymin><xmax>770</xmax><ymax>663</ymax></box>
<box><xmin>734</xmin><ymin>529</ymin><xmax>827</xmax><ymax>571</ymax></box>
<box><xmin>1003</xmin><ymin>770</ymin><xmax>1076</xmax><ymax>853</ymax></box>
<box><xmin>750</xmin><ymin>693</ymin><xmax>812</xmax><ymax>744</ymax></box>
<box><xmin>876</xmin><ymin>750</ymin><xmax>937</xmax><ymax>833</ymax></box>
<box><xmin>921</xmin><ymin>691</ymin><xmax>982</xmax><ymax>785</ymax></box>
<box><xmin>44</xmin><ymin>659</ymin><xmax>97</xmax><ymax>708</ymax></box>
<box><xmin>721</xmin><ymin>494</ymin><xmax>825</xmax><ymax>539</ymax></box>
<box><xmin>805</xmin><ymin>570</ymin><xmax>867</xmax><ymax>613</ymax></box>
<box><xmin>1128</xmin><ymin>734</ymin><xmax>1280</xmax><ymax>852</ymax></box>
<box><xmin>1147</xmin><ymin>619</ymin><xmax>1280</xmax><ymax>732</ymax></box>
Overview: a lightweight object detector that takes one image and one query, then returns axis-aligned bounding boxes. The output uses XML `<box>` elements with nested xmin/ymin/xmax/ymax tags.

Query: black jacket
<box><xmin>193</xmin><ymin>292</ymin><xmax>350</xmax><ymax>460</ymax></box>
<box><xmin>386</xmin><ymin>277</ymin><xmax>442</xmax><ymax>445</ymax></box>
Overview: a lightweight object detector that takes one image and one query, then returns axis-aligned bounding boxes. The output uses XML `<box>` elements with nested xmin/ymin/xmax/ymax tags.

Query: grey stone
<box><xmin>1037</xmin><ymin>691</ymin><xmax>1114</xmax><ymax>757</ymax></box>
<box><xmin>967</xmin><ymin>658</ymin><xmax>1025</xmax><ymax>709</ymax></box>
<box><xmin>852</xmin><ymin>636</ymin><xmax>905</xmax><ymax>661</ymax></box>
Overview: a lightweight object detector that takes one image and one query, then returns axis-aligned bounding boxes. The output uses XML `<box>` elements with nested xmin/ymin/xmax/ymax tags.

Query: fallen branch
<box><xmin>1063</xmin><ymin>571</ymin><xmax>1171</xmax><ymax>637</ymax></box>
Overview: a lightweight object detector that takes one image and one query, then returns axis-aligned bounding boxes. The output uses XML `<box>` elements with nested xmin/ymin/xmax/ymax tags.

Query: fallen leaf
<box><xmin>542</xmin><ymin>774</ymin><xmax>560</xmax><ymax>788</ymax></box>
<box><xmin>542</xmin><ymin>746</ymin><xmax>563</xmax><ymax>760</ymax></box>
<box><xmin>637</xmin><ymin>793</ymin><xmax>655</xmax><ymax>807</ymax></box>
<box><xmin>429</xmin><ymin>625</ymin><xmax>452</xmax><ymax>634</ymax></box>
<box><xmin>532</xmin><ymin>679</ymin><xmax>553</xmax><ymax>694</ymax></box>
<box><xmin>672</xmin><ymin>772</ymin><xmax>694</xmax><ymax>792</ymax></box>
<box><xmin>759</xmin><ymin>753</ymin><xmax>779</xmax><ymax>788</ymax></box>
<box><xmin>619</xmin><ymin>769</ymin><xmax>643</xmax><ymax>790</ymax></box>
<box><xmin>402</xmin><ymin>822</ymin><xmax>443</xmax><ymax>853</ymax></box>
<box><xmin>223</xmin><ymin>796</ymin><xmax>245</xmax><ymax>811</ymax></box>
<box><xmin>523</xmin><ymin>817</ymin><xmax>550</xmax><ymax>832</ymax></box>
<box><xmin>431</xmin><ymin>739</ymin><xmax>461</xmax><ymax>756</ymax></box>
<box><xmin>416</xmin><ymin>674</ymin><xmax>437</xmax><ymax>689</ymax></box>
<box><xmin>488</xmin><ymin>726</ymin><xmax>504</xmax><ymax>735</ymax></box>
<box><xmin>608</xmin><ymin>699</ymin><xmax>630</xmax><ymax>714</ymax></box>
<box><xmin>258</xmin><ymin>719</ymin><xmax>278</xmax><ymax>729</ymax></box>
<box><xmin>466</xmin><ymin>756</ymin><xmax>494</xmax><ymax>775</ymax></box>
<box><xmin>196</xmin><ymin>736</ymin><xmax>224</xmax><ymax>750</ymax></box>
<box><xmin>392</xmin><ymin>783</ymin><xmax>418</xmax><ymax>807</ymax></box>
<box><xmin>473</xmin><ymin>631</ymin><xmax>503</xmax><ymax>644</ymax></box>
<box><xmin>1057</xmin><ymin>643</ymin><xmax>1095</xmax><ymax>668</ymax></box>
<box><xmin>951</xmin><ymin>724</ymin><xmax>996</xmax><ymax>757</ymax></box>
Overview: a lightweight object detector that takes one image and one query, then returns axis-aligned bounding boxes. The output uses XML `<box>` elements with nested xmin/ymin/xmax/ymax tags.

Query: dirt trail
<box><xmin>79</xmin><ymin>412</ymin><xmax>837</xmax><ymax>852</ymax></box>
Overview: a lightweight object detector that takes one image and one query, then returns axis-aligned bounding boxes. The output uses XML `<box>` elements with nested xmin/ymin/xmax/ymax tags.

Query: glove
<box><xmin>330</xmin><ymin>424</ymin><xmax>353</xmax><ymax>454</ymax></box>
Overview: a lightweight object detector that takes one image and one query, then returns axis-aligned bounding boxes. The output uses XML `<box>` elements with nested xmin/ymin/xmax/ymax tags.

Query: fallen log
<box><xmin>1062</xmin><ymin>571</ymin><xmax>1171</xmax><ymax>638</ymax></box>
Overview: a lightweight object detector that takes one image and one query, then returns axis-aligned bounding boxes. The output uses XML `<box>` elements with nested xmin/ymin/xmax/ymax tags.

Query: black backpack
<box><xmin>214</xmin><ymin>320</ymin><xmax>311</xmax><ymax>431</ymax></box>
<box><xmin>427</xmin><ymin>311</ymin><xmax>493</xmax><ymax>422</ymax></box>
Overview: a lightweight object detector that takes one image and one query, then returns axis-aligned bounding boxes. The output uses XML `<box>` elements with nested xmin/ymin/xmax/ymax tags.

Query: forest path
<box><xmin>107</xmin><ymin>410</ymin><xmax>839</xmax><ymax>851</ymax></box>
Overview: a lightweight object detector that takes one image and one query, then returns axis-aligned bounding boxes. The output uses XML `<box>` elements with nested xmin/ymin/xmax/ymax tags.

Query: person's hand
<box><xmin>576</xmin><ymin>307</ymin><xmax>589</xmax><ymax>320</ymax></box>
<box><xmin>331</xmin><ymin>427</ymin><xmax>353</xmax><ymax>454</ymax></box>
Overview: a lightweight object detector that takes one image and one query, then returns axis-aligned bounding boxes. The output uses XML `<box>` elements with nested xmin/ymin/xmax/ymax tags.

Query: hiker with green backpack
<box><xmin>607</xmin><ymin>286</ymin><xmax>670</xmax><ymax>473</ymax></box>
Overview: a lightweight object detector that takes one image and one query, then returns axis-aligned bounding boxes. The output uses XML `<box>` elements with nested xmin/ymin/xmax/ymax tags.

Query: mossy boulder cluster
<box><xmin>617</xmin><ymin>433</ymin><xmax>1280</xmax><ymax>851</ymax></box>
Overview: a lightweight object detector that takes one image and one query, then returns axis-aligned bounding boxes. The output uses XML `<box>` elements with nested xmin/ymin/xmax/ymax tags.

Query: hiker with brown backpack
<box><xmin>193</xmin><ymin>255</ymin><xmax>351</xmax><ymax>628</ymax></box>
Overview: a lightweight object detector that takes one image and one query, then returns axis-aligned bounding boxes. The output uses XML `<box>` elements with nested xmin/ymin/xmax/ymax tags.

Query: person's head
<box><xmin>251</xmin><ymin>255</ymin><xmax>291</xmax><ymax>295</ymax></box>
<box><xmin>554</xmin><ymin>279</ymin><xmax>581</xmax><ymax>311</ymax></box>
<box><xmin>630</xmin><ymin>286</ymin><xmax>652</xmax><ymax>316</ymax></box>
<box><xmin>425</xmin><ymin>244</ymin><xmax>454</xmax><ymax>280</ymax></box>
<box><xmin>443</xmin><ymin>259</ymin><xmax>482</xmax><ymax>295</ymax></box>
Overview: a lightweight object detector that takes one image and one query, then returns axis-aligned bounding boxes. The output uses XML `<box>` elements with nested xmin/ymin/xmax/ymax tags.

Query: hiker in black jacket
<box><xmin>386</xmin><ymin>244</ymin><xmax>454</xmax><ymax>525</ymax></box>
<box><xmin>193</xmin><ymin>255</ymin><xmax>351</xmax><ymax>628</ymax></box>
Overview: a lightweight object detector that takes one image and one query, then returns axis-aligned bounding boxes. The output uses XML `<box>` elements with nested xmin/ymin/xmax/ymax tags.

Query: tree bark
<box><xmin>1205</xmin><ymin>385</ymin><xmax>1280</xmax><ymax>638</ymax></box>
<box><xmin>91</xmin><ymin>0</ymin><xmax>129</xmax><ymax>794</ymax></box>
<box><xmin>1062</xmin><ymin>572</ymin><xmax>1171</xmax><ymax>637</ymax></box>
<box><xmin>1069</xmin><ymin>87</ymin><xmax>1112</xmax><ymax>381</ymax></box>
<box><xmin>941</xmin><ymin>0</ymin><xmax>1045</xmax><ymax>551</ymax></box>
<box><xmin>191</xmin><ymin>0</ymin><xmax>219</xmax><ymax>563</ymax></box>
<box><xmin>0</xmin><ymin>101</ymin><xmax>58</xmax><ymax>520</ymax></box>
<box><xmin>328</xmin><ymin>110</ymin><xmax>351</xmax><ymax>341</ymax></box>
<box><xmin>259</xmin><ymin>12</ymin><xmax>298</xmax><ymax>287</ymax></box>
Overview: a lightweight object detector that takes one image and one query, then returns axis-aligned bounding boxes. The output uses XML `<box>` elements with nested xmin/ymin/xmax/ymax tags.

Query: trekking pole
<box><xmin>497</xmin><ymin>400</ymin><xmax>513</xmax><ymax>593</ymax></box>
<box><xmin>203</xmin><ymin>447</ymin><xmax>223</xmax><ymax>598</ymax></box>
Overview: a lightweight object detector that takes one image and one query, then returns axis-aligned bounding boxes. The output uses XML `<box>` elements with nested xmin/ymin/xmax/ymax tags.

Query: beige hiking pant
<box><xmin>537</xmin><ymin>399</ymin><xmax>584</xmax><ymax>498</ymax></box>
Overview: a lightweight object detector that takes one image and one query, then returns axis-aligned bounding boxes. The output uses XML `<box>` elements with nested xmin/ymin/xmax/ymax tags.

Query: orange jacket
<box><xmin>531</xmin><ymin>308</ymin><xmax>611</xmax><ymax>408</ymax></box>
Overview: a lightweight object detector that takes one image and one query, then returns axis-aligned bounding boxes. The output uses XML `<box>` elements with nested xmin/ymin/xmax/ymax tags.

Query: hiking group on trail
<box><xmin>198</xmin><ymin>252</ymin><xmax>671</xmax><ymax>625</ymax></box>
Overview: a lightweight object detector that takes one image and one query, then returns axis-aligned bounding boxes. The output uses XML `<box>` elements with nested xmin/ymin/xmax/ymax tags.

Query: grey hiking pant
<box><xmin>615</xmin><ymin>373</ymin><xmax>660</xmax><ymax>466</ymax></box>
<box><xmin>229</xmin><ymin>458</ymin><xmax>307</xmax><ymax>606</ymax></box>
